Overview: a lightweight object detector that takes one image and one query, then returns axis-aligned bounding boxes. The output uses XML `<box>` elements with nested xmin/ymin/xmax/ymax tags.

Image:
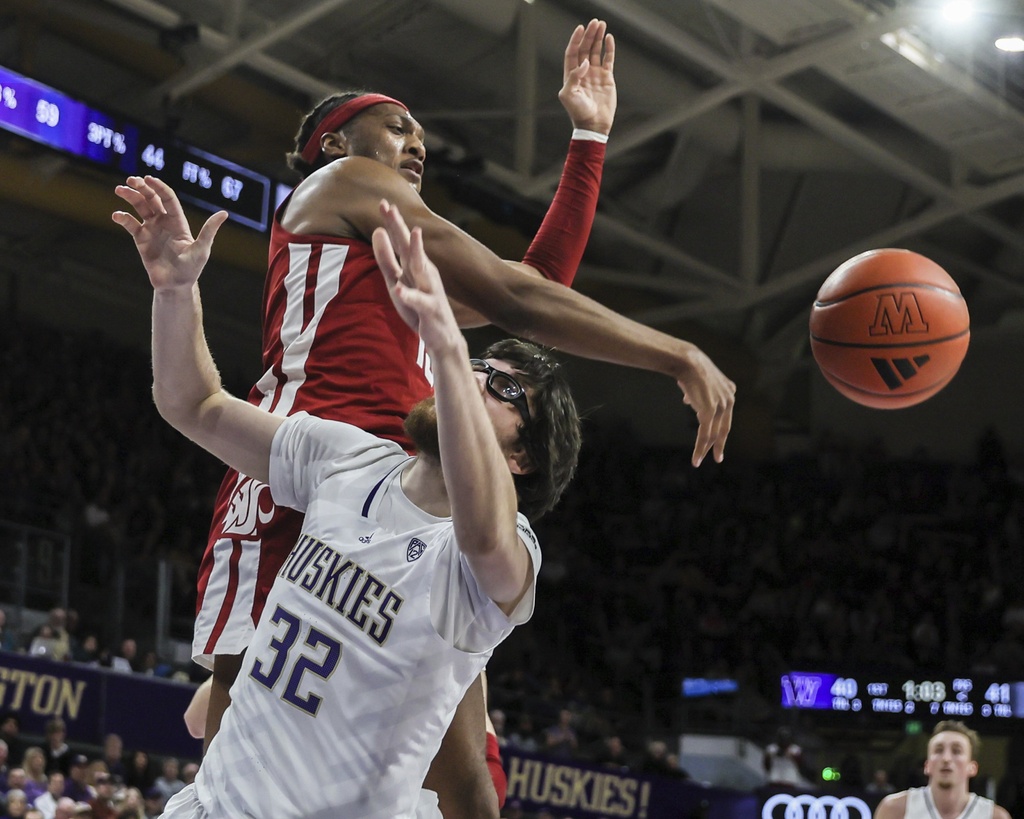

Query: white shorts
<box><xmin>160</xmin><ymin>783</ymin><xmax>441</xmax><ymax>819</ymax></box>
<box><xmin>191</xmin><ymin>533</ymin><xmax>262</xmax><ymax>670</ymax></box>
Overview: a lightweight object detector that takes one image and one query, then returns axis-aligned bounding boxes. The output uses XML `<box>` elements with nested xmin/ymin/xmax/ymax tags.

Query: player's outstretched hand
<box><xmin>112</xmin><ymin>175</ymin><xmax>227</xmax><ymax>292</ymax></box>
<box><xmin>676</xmin><ymin>348</ymin><xmax>736</xmax><ymax>467</ymax></box>
<box><xmin>559</xmin><ymin>19</ymin><xmax>616</xmax><ymax>135</ymax></box>
<box><xmin>373</xmin><ymin>200</ymin><xmax>462</xmax><ymax>354</ymax></box>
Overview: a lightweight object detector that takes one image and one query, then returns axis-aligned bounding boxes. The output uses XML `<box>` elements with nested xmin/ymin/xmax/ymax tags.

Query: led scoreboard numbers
<box><xmin>781</xmin><ymin>671</ymin><xmax>1024</xmax><ymax>720</ymax></box>
<box><xmin>0</xmin><ymin>64</ymin><xmax>271</xmax><ymax>231</ymax></box>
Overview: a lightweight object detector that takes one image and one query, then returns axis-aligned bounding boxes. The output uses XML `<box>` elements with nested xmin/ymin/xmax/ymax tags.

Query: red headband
<box><xmin>300</xmin><ymin>94</ymin><xmax>409</xmax><ymax>165</ymax></box>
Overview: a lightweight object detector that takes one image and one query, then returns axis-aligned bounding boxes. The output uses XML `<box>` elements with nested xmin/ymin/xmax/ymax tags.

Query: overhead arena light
<box><xmin>995</xmin><ymin>36</ymin><xmax>1024</xmax><ymax>52</ymax></box>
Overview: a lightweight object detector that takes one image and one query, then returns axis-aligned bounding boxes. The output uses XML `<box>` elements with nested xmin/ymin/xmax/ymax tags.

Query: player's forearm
<box><xmin>151</xmin><ymin>284</ymin><xmax>223</xmax><ymax>429</ymax></box>
<box><xmin>151</xmin><ymin>285</ymin><xmax>280</xmax><ymax>482</ymax></box>
<box><xmin>431</xmin><ymin>339</ymin><xmax>526</xmax><ymax>605</ymax></box>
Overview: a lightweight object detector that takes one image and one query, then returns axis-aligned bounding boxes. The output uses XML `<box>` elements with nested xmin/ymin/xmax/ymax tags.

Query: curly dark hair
<box><xmin>480</xmin><ymin>339</ymin><xmax>581</xmax><ymax>519</ymax></box>
<box><xmin>285</xmin><ymin>90</ymin><xmax>375</xmax><ymax>178</ymax></box>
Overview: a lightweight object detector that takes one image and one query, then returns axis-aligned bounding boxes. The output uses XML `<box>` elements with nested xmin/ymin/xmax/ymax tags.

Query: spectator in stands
<box><xmin>36</xmin><ymin>611</ymin><xmax>69</xmax><ymax>663</ymax></box>
<box><xmin>87</xmin><ymin>773</ymin><xmax>115</xmax><ymax>819</ymax></box>
<box><xmin>21</xmin><ymin>750</ymin><xmax>47</xmax><ymax>804</ymax></box>
<box><xmin>507</xmin><ymin>714</ymin><xmax>539</xmax><ymax>753</ymax></box>
<box><xmin>867</xmin><ymin>768</ymin><xmax>896</xmax><ymax>795</ymax></box>
<box><xmin>591</xmin><ymin>735</ymin><xmax>632</xmax><ymax>771</ymax></box>
<box><xmin>543</xmin><ymin>709</ymin><xmax>578</xmax><ymax>759</ymax></box>
<box><xmin>27</xmin><ymin>629</ymin><xmax>59</xmax><ymax>663</ymax></box>
<box><xmin>115</xmin><ymin>787</ymin><xmax>145</xmax><ymax>819</ymax></box>
<box><xmin>178</xmin><ymin>765</ymin><xmax>197</xmax><ymax>789</ymax></box>
<box><xmin>141</xmin><ymin>788</ymin><xmax>161</xmax><ymax>818</ymax></box>
<box><xmin>150</xmin><ymin>759</ymin><xmax>182</xmax><ymax>809</ymax></box>
<box><xmin>122</xmin><ymin>753</ymin><xmax>152</xmax><ymax>794</ymax></box>
<box><xmin>72</xmin><ymin>637</ymin><xmax>99</xmax><ymax>668</ymax></box>
<box><xmin>108</xmin><ymin>641</ymin><xmax>136</xmax><ymax>675</ymax></box>
<box><xmin>664</xmin><ymin>753</ymin><xmax>690</xmax><ymax>780</ymax></box>
<box><xmin>33</xmin><ymin>772</ymin><xmax>64</xmax><ymax>819</ymax></box>
<box><xmin>50</xmin><ymin>798</ymin><xmax>75</xmax><ymax>819</ymax></box>
<box><xmin>62</xmin><ymin>758</ymin><xmax>93</xmax><ymax>803</ymax></box>
<box><xmin>63</xmin><ymin>612</ymin><xmax>82</xmax><ymax>666</ymax></box>
<box><xmin>42</xmin><ymin>722</ymin><xmax>71</xmax><ymax>778</ymax></box>
<box><xmin>0</xmin><ymin>741</ymin><xmax>10</xmax><ymax>791</ymax></box>
<box><xmin>3</xmin><ymin>789</ymin><xmax>28</xmax><ymax>819</ymax></box>
<box><xmin>98</xmin><ymin>739</ymin><xmax>122</xmax><ymax>785</ymax></box>
<box><xmin>23</xmin><ymin>810</ymin><xmax>42</xmax><ymax>819</ymax></box>
<box><xmin>764</xmin><ymin>727</ymin><xmax>807</xmax><ymax>787</ymax></box>
<box><xmin>0</xmin><ymin>611</ymin><xmax>18</xmax><ymax>654</ymax></box>
<box><xmin>638</xmin><ymin>740</ymin><xmax>673</xmax><ymax>777</ymax></box>
<box><xmin>0</xmin><ymin>717</ymin><xmax>23</xmax><ymax>768</ymax></box>
<box><xmin>5</xmin><ymin>772</ymin><xmax>26</xmax><ymax>798</ymax></box>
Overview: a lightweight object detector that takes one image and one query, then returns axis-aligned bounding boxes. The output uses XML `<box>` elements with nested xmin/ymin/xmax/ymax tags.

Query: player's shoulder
<box><xmin>873</xmin><ymin>790</ymin><xmax>908</xmax><ymax>819</ymax></box>
<box><xmin>992</xmin><ymin>804</ymin><xmax>1011</xmax><ymax>819</ymax></box>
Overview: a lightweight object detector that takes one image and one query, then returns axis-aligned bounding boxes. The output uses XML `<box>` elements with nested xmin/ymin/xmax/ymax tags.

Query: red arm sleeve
<box><xmin>520</xmin><ymin>138</ymin><xmax>606</xmax><ymax>286</ymax></box>
<box><xmin>486</xmin><ymin>731</ymin><xmax>508</xmax><ymax>808</ymax></box>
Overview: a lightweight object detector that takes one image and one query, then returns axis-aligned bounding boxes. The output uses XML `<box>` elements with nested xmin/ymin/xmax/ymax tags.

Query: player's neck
<box><xmin>401</xmin><ymin>456</ymin><xmax>451</xmax><ymax>517</ymax></box>
<box><xmin>929</xmin><ymin>783</ymin><xmax>971</xmax><ymax>818</ymax></box>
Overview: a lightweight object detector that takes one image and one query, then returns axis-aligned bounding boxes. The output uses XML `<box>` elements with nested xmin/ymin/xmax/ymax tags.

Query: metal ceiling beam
<box><xmin>514</xmin><ymin>2</ymin><xmax>538</xmax><ymax>176</ymax></box>
<box><xmin>630</xmin><ymin>166</ymin><xmax>1024</xmax><ymax>326</ymax></box>
<box><xmin>521</xmin><ymin>1</ymin><xmax>917</xmax><ymax>193</ymax></box>
<box><xmin>152</xmin><ymin>0</ymin><xmax>354</xmax><ymax>102</ymax></box>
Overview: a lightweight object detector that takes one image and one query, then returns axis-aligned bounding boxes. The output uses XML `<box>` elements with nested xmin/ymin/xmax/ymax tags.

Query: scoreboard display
<box><xmin>781</xmin><ymin>670</ymin><xmax>1024</xmax><ymax>720</ymax></box>
<box><xmin>0</xmin><ymin>64</ymin><xmax>272</xmax><ymax>231</ymax></box>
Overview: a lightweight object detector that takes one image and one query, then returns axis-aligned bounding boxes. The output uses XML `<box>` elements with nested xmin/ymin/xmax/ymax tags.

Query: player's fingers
<box><xmin>563</xmin><ymin>59</ymin><xmax>590</xmax><ymax>90</ymax></box>
<box><xmin>195</xmin><ymin>211</ymin><xmax>229</xmax><ymax>255</ymax></box>
<box><xmin>588</xmin><ymin>20</ymin><xmax>607</xmax><ymax>67</ymax></box>
<box><xmin>372</xmin><ymin>226</ymin><xmax>403</xmax><ymax>288</ymax></box>
<box><xmin>563</xmin><ymin>24</ymin><xmax>585</xmax><ymax>78</ymax></box>
<box><xmin>711</xmin><ymin>399</ymin><xmax>735</xmax><ymax>463</ymax></box>
<box><xmin>114</xmin><ymin>182</ymin><xmax>157</xmax><ymax>217</ymax></box>
<box><xmin>111</xmin><ymin>211</ymin><xmax>143</xmax><ymax>237</ymax></box>
<box><xmin>691</xmin><ymin>417</ymin><xmax>714</xmax><ymax>468</ymax></box>
<box><xmin>380</xmin><ymin>200</ymin><xmax>413</xmax><ymax>258</ymax></box>
<box><xmin>407</xmin><ymin>228</ymin><xmax>442</xmax><ymax>295</ymax></box>
<box><xmin>577</xmin><ymin>20</ymin><xmax>598</xmax><ymax>64</ymax></box>
<box><xmin>130</xmin><ymin>176</ymin><xmax>168</xmax><ymax>215</ymax></box>
<box><xmin>603</xmin><ymin>33</ymin><xmax>615</xmax><ymax>73</ymax></box>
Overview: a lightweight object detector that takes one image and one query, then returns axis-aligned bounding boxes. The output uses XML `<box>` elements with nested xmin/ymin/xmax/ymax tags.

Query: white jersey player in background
<box><xmin>112</xmin><ymin>187</ymin><xmax>581</xmax><ymax>818</ymax></box>
<box><xmin>873</xmin><ymin>720</ymin><xmax>1011</xmax><ymax>819</ymax></box>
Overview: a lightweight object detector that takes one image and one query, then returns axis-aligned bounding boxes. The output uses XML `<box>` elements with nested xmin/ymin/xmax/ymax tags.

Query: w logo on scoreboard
<box><xmin>781</xmin><ymin>673</ymin><xmax>822</xmax><ymax>708</ymax></box>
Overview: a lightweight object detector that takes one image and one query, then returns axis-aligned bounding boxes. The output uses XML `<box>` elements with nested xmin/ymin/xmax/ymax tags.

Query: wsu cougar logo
<box><xmin>222</xmin><ymin>477</ymin><xmax>275</xmax><ymax>536</ymax></box>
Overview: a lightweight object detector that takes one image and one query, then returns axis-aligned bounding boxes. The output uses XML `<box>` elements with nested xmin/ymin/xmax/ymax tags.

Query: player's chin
<box><xmin>399</xmin><ymin>168</ymin><xmax>422</xmax><ymax>189</ymax></box>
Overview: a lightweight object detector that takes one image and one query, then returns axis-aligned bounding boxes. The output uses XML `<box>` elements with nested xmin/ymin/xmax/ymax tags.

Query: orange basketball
<box><xmin>809</xmin><ymin>249</ymin><xmax>970</xmax><ymax>409</ymax></box>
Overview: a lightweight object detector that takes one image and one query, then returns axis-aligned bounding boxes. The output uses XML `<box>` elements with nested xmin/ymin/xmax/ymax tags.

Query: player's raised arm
<box><xmin>373</xmin><ymin>205</ymin><xmax>532</xmax><ymax>613</ymax></box>
<box><xmin>113</xmin><ymin>175</ymin><xmax>284</xmax><ymax>482</ymax></box>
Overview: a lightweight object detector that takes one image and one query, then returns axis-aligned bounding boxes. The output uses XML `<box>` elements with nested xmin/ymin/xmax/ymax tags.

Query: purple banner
<box><xmin>502</xmin><ymin>750</ymin><xmax>881</xmax><ymax>819</ymax></box>
<box><xmin>503</xmin><ymin>748</ymin><xmax>757</xmax><ymax>819</ymax></box>
<box><xmin>0</xmin><ymin>651</ymin><xmax>201</xmax><ymax>759</ymax></box>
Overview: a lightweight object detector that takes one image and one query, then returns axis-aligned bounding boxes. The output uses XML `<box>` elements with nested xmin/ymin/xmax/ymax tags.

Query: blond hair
<box><xmin>930</xmin><ymin>720</ymin><xmax>980</xmax><ymax>758</ymax></box>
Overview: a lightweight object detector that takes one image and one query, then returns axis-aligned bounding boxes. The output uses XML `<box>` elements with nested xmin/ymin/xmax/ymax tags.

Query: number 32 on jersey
<box><xmin>249</xmin><ymin>604</ymin><xmax>341</xmax><ymax>716</ymax></box>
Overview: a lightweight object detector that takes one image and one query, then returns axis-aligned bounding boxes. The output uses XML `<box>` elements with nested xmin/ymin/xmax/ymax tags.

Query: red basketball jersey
<box><xmin>195</xmin><ymin>205</ymin><xmax>433</xmax><ymax>656</ymax></box>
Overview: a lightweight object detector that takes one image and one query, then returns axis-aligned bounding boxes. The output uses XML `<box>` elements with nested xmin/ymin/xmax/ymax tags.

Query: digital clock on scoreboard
<box><xmin>0</xmin><ymin>64</ymin><xmax>272</xmax><ymax>231</ymax></box>
<box><xmin>781</xmin><ymin>671</ymin><xmax>1024</xmax><ymax>720</ymax></box>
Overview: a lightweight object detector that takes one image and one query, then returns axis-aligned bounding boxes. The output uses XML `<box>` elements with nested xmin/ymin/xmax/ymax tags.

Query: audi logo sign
<box><xmin>762</xmin><ymin>793</ymin><xmax>872</xmax><ymax>819</ymax></box>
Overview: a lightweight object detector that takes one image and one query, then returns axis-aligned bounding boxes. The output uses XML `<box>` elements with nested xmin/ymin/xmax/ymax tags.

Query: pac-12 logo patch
<box><xmin>406</xmin><ymin>538</ymin><xmax>427</xmax><ymax>562</ymax></box>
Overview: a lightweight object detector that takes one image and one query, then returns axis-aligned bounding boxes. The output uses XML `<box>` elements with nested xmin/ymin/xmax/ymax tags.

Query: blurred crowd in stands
<box><xmin>3</xmin><ymin>318</ymin><xmax>1024</xmax><ymax>815</ymax></box>
<box><xmin>0</xmin><ymin>715</ymin><xmax>194</xmax><ymax>818</ymax></box>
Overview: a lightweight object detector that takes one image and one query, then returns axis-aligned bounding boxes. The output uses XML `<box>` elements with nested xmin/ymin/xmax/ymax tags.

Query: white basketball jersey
<box><xmin>192</xmin><ymin>413</ymin><xmax>540</xmax><ymax>819</ymax></box>
<box><xmin>905</xmin><ymin>787</ymin><xmax>995</xmax><ymax>819</ymax></box>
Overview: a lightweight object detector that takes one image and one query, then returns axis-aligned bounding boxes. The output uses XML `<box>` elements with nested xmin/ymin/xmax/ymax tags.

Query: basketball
<box><xmin>809</xmin><ymin>248</ymin><xmax>970</xmax><ymax>409</ymax></box>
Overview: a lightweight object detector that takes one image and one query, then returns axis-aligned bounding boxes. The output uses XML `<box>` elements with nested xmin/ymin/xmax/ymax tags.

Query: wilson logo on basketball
<box><xmin>869</xmin><ymin>292</ymin><xmax>929</xmax><ymax>336</ymax></box>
